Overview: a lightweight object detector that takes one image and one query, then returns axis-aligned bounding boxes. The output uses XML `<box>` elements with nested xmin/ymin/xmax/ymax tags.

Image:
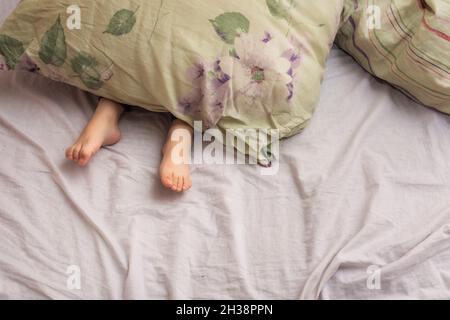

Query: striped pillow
<box><xmin>336</xmin><ymin>0</ymin><xmax>450</xmax><ymax>113</ymax></box>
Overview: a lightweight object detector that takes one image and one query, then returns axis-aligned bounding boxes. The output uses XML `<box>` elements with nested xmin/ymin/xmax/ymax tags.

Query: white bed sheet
<box><xmin>1</xmin><ymin>1</ymin><xmax>450</xmax><ymax>300</ymax></box>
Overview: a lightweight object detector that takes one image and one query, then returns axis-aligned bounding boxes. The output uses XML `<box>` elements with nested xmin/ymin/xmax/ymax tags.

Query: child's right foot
<box><xmin>66</xmin><ymin>99</ymin><xmax>123</xmax><ymax>166</ymax></box>
<box><xmin>160</xmin><ymin>120</ymin><xmax>194</xmax><ymax>192</ymax></box>
<box><xmin>160</xmin><ymin>140</ymin><xmax>193</xmax><ymax>192</ymax></box>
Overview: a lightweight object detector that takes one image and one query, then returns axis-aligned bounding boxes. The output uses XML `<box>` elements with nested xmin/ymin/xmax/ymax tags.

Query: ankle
<box><xmin>97</xmin><ymin>98</ymin><xmax>124</xmax><ymax>115</ymax></box>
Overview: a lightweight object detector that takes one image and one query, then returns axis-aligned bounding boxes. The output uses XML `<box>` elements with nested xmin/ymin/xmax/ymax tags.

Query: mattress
<box><xmin>1</xmin><ymin>2</ymin><xmax>450</xmax><ymax>299</ymax></box>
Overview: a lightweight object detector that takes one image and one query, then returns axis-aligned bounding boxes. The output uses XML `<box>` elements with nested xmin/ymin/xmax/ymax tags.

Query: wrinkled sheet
<box><xmin>1</xmin><ymin>2</ymin><xmax>450</xmax><ymax>300</ymax></box>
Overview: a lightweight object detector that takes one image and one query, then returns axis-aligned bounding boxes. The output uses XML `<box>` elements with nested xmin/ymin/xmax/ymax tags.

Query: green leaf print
<box><xmin>71</xmin><ymin>52</ymin><xmax>104</xmax><ymax>90</ymax></box>
<box><xmin>0</xmin><ymin>35</ymin><xmax>25</xmax><ymax>70</ymax></box>
<box><xmin>39</xmin><ymin>16</ymin><xmax>67</xmax><ymax>67</ymax></box>
<box><xmin>259</xmin><ymin>143</ymin><xmax>275</xmax><ymax>167</ymax></box>
<box><xmin>209</xmin><ymin>12</ymin><xmax>250</xmax><ymax>45</ymax></box>
<box><xmin>104</xmin><ymin>9</ymin><xmax>138</xmax><ymax>36</ymax></box>
<box><xmin>261</xmin><ymin>144</ymin><xmax>273</xmax><ymax>159</ymax></box>
<box><xmin>229</xmin><ymin>48</ymin><xmax>238</xmax><ymax>58</ymax></box>
<box><xmin>266</xmin><ymin>0</ymin><xmax>294</xmax><ymax>20</ymax></box>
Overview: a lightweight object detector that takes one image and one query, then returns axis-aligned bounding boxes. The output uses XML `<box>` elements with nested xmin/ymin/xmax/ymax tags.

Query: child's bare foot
<box><xmin>160</xmin><ymin>120</ymin><xmax>193</xmax><ymax>192</ymax></box>
<box><xmin>66</xmin><ymin>98</ymin><xmax>123</xmax><ymax>166</ymax></box>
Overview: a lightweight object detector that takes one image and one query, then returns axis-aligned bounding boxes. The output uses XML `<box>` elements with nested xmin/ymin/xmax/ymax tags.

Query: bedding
<box><xmin>0</xmin><ymin>0</ymin><xmax>344</xmax><ymax>163</ymax></box>
<box><xmin>1</xmin><ymin>1</ymin><xmax>450</xmax><ymax>300</ymax></box>
<box><xmin>1</xmin><ymin>46</ymin><xmax>450</xmax><ymax>300</ymax></box>
<box><xmin>336</xmin><ymin>0</ymin><xmax>450</xmax><ymax>113</ymax></box>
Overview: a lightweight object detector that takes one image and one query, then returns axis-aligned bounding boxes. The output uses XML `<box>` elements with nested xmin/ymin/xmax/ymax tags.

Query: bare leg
<box><xmin>66</xmin><ymin>98</ymin><xmax>123</xmax><ymax>166</ymax></box>
<box><xmin>160</xmin><ymin>119</ymin><xmax>193</xmax><ymax>192</ymax></box>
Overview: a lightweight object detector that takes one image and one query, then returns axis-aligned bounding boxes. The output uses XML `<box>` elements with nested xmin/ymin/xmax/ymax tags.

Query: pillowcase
<box><xmin>0</xmin><ymin>0</ymin><xmax>344</xmax><ymax>163</ymax></box>
<box><xmin>336</xmin><ymin>0</ymin><xmax>450</xmax><ymax>113</ymax></box>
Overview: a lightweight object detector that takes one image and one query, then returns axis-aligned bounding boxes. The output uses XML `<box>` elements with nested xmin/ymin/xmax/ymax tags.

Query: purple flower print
<box><xmin>186</xmin><ymin>61</ymin><xmax>206</xmax><ymax>85</ymax></box>
<box><xmin>262</xmin><ymin>31</ymin><xmax>273</xmax><ymax>43</ymax></box>
<box><xmin>179</xmin><ymin>88</ymin><xmax>203</xmax><ymax>115</ymax></box>
<box><xmin>281</xmin><ymin>35</ymin><xmax>308</xmax><ymax>102</ymax></box>
<box><xmin>178</xmin><ymin>31</ymin><xmax>307</xmax><ymax>122</ymax></box>
<box><xmin>179</xmin><ymin>58</ymin><xmax>231</xmax><ymax>127</ymax></box>
<box><xmin>220</xmin><ymin>33</ymin><xmax>291</xmax><ymax>102</ymax></box>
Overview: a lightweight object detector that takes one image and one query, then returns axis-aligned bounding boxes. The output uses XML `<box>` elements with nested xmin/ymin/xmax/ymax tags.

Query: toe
<box><xmin>162</xmin><ymin>175</ymin><xmax>173</xmax><ymax>189</ymax></box>
<box><xmin>171</xmin><ymin>175</ymin><xmax>179</xmax><ymax>191</ymax></box>
<box><xmin>72</xmin><ymin>144</ymin><xmax>82</xmax><ymax>161</ymax></box>
<box><xmin>160</xmin><ymin>169</ymin><xmax>174</xmax><ymax>189</ymax></box>
<box><xmin>78</xmin><ymin>146</ymin><xmax>93</xmax><ymax>166</ymax></box>
<box><xmin>65</xmin><ymin>146</ymin><xmax>74</xmax><ymax>160</ymax></box>
<box><xmin>176</xmin><ymin>177</ymin><xmax>183</xmax><ymax>192</ymax></box>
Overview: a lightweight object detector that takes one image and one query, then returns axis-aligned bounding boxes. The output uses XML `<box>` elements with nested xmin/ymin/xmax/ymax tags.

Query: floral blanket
<box><xmin>0</xmin><ymin>0</ymin><xmax>344</xmax><ymax>163</ymax></box>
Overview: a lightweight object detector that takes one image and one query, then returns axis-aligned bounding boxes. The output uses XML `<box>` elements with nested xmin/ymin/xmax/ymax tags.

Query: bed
<box><xmin>1</xmin><ymin>1</ymin><xmax>449</xmax><ymax>300</ymax></box>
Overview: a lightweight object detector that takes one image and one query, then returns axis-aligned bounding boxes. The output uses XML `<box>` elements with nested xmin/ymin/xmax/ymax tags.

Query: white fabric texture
<box><xmin>1</xmin><ymin>1</ymin><xmax>450</xmax><ymax>299</ymax></box>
